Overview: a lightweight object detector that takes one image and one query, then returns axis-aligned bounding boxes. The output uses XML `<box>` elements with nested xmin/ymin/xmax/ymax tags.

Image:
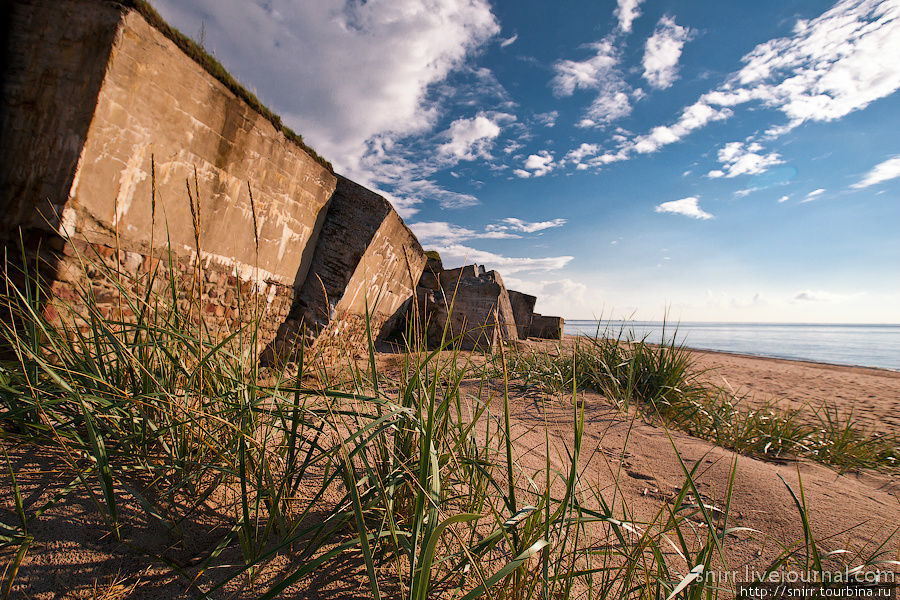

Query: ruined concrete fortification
<box><xmin>273</xmin><ymin>175</ymin><xmax>426</xmax><ymax>358</ymax></box>
<box><xmin>508</xmin><ymin>290</ymin><xmax>537</xmax><ymax>340</ymax></box>
<box><xmin>1</xmin><ymin>0</ymin><xmax>565</xmax><ymax>354</ymax></box>
<box><xmin>530</xmin><ymin>315</ymin><xmax>565</xmax><ymax>341</ymax></box>
<box><xmin>415</xmin><ymin>261</ymin><xmax>519</xmax><ymax>350</ymax></box>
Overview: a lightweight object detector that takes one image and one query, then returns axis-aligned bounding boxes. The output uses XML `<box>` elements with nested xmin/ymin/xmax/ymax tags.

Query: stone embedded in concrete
<box><xmin>530</xmin><ymin>314</ymin><xmax>565</xmax><ymax>341</ymax></box>
<box><xmin>507</xmin><ymin>290</ymin><xmax>537</xmax><ymax>340</ymax></box>
<box><xmin>281</xmin><ymin>175</ymin><xmax>426</xmax><ymax>355</ymax></box>
<box><xmin>418</xmin><ymin>263</ymin><xmax>518</xmax><ymax>350</ymax></box>
<box><xmin>2</xmin><ymin>0</ymin><xmax>337</xmax><ymax>351</ymax></box>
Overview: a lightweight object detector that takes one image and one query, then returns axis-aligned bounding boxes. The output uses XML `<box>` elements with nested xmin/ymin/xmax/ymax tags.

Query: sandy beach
<box><xmin>4</xmin><ymin>344</ymin><xmax>899</xmax><ymax>598</ymax></box>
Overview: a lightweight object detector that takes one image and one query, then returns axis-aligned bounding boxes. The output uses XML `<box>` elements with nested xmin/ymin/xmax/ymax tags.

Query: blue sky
<box><xmin>152</xmin><ymin>0</ymin><xmax>900</xmax><ymax>323</ymax></box>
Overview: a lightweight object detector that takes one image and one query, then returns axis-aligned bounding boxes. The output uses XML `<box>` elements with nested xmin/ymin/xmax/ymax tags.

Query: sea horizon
<box><xmin>564</xmin><ymin>320</ymin><xmax>900</xmax><ymax>371</ymax></box>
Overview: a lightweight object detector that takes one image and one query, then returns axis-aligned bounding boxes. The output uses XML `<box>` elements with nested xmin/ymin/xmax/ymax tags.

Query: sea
<box><xmin>564</xmin><ymin>321</ymin><xmax>900</xmax><ymax>371</ymax></box>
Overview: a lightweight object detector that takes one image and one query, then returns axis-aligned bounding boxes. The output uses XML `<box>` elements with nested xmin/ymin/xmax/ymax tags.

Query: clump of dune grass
<box><xmin>500</xmin><ymin>326</ymin><xmax>898</xmax><ymax>474</ymax></box>
<box><xmin>1</xmin><ymin>201</ymin><xmax>897</xmax><ymax>596</ymax></box>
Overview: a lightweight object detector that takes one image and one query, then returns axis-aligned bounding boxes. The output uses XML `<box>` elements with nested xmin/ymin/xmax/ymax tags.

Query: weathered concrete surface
<box><xmin>507</xmin><ymin>290</ymin><xmax>536</xmax><ymax>340</ymax></box>
<box><xmin>2</xmin><ymin>0</ymin><xmax>337</xmax><ymax>350</ymax></box>
<box><xmin>277</xmin><ymin>176</ymin><xmax>426</xmax><ymax>356</ymax></box>
<box><xmin>530</xmin><ymin>314</ymin><xmax>565</xmax><ymax>340</ymax></box>
<box><xmin>1</xmin><ymin>0</ymin><xmax>122</xmax><ymax>240</ymax></box>
<box><xmin>418</xmin><ymin>263</ymin><xmax>518</xmax><ymax>350</ymax></box>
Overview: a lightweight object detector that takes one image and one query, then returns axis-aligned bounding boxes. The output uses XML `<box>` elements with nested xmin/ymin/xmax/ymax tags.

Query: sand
<box><xmin>2</xmin><ymin>345</ymin><xmax>898</xmax><ymax>598</ymax></box>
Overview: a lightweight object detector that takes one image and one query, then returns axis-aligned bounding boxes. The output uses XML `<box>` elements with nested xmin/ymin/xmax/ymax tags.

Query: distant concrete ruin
<box><xmin>530</xmin><ymin>315</ymin><xmax>565</xmax><ymax>341</ymax></box>
<box><xmin>412</xmin><ymin>256</ymin><xmax>564</xmax><ymax>349</ymax></box>
<box><xmin>1</xmin><ymin>0</ymin><xmax>565</xmax><ymax>355</ymax></box>
<box><xmin>508</xmin><ymin>290</ymin><xmax>537</xmax><ymax>340</ymax></box>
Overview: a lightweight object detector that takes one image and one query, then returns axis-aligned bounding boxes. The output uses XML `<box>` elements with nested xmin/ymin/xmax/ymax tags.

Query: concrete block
<box><xmin>285</xmin><ymin>175</ymin><xmax>426</xmax><ymax>354</ymax></box>
<box><xmin>421</xmin><ymin>264</ymin><xmax>518</xmax><ymax>350</ymax></box>
<box><xmin>530</xmin><ymin>314</ymin><xmax>565</xmax><ymax>340</ymax></box>
<box><xmin>508</xmin><ymin>290</ymin><xmax>537</xmax><ymax>340</ymax></box>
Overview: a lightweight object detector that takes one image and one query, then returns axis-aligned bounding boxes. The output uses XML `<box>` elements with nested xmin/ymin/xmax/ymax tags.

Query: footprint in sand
<box><xmin>626</xmin><ymin>469</ymin><xmax>655</xmax><ymax>481</ymax></box>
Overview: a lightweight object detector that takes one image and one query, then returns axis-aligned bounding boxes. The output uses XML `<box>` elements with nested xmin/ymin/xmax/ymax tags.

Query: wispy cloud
<box><xmin>534</xmin><ymin>110</ymin><xmax>559</xmax><ymax>127</ymax></box>
<box><xmin>493</xmin><ymin>217</ymin><xmax>566</xmax><ymax>233</ymax></box>
<box><xmin>412</xmin><ymin>217</ymin><xmax>565</xmax><ymax>245</ymax></box>
<box><xmin>655</xmin><ymin>197</ymin><xmax>714</xmax><ymax>220</ymax></box>
<box><xmin>801</xmin><ymin>188</ymin><xmax>826</xmax><ymax>202</ymax></box>
<box><xmin>500</xmin><ymin>33</ymin><xmax>518</xmax><ymax>47</ymax></box>
<box><xmin>570</xmin><ymin>0</ymin><xmax>900</xmax><ymax>169</ymax></box>
<box><xmin>707</xmin><ymin>142</ymin><xmax>783</xmax><ymax>178</ymax></box>
<box><xmin>410</xmin><ymin>221</ymin><xmax>519</xmax><ymax>244</ymax></box>
<box><xmin>614</xmin><ymin>0</ymin><xmax>645</xmax><ymax>33</ymax></box>
<box><xmin>551</xmin><ymin>37</ymin><xmax>632</xmax><ymax>127</ymax></box>
<box><xmin>792</xmin><ymin>289</ymin><xmax>861</xmax><ymax>303</ymax></box>
<box><xmin>434</xmin><ymin>244</ymin><xmax>574</xmax><ymax>273</ymax></box>
<box><xmin>631</xmin><ymin>101</ymin><xmax>732</xmax><ymax>154</ymax></box>
<box><xmin>851</xmin><ymin>155</ymin><xmax>900</xmax><ymax>188</ymax></box>
<box><xmin>642</xmin><ymin>16</ymin><xmax>694</xmax><ymax>89</ymax></box>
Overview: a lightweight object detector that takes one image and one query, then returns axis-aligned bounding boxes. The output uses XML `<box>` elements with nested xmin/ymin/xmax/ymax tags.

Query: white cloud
<box><xmin>412</xmin><ymin>216</ymin><xmax>565</xmax><ymax>246</ymax></box>
<box><xmin>437</xmin><ymin>114</ymin><xmax>501</xmax><ymax>162</ymax></box>
<box><xmin>642</xmin><ymin>16</ymin><xmax>694</xmax><ymax>89</ymax></box>
<box><xmin>654</xmin><ymin>197</ymin><xmax>714</xmax><ymax>220</ymax></box>
<box><xmin>495</xmin><ymin>217</ymin><xmax>567</xmax><ymax>233</ymax></box>
<box><xmin>631</xmin><ymin>101</ymin><xmax>732</xmax><ymax>154</ymax></box>
<box><xmin>503</xmin><ymin>140</ymin><xmax>523</xmax><ymax>154</ymax></box>
<box><xmin>792</xmin><ymin>290</ymin><xmax>861</xmax><ymax>303</ymax></box>
<box><xmin>151</xmin><ymin>0</ymin><xmax>500</xmax><ymax>214</ymax></box>
<box><xmin>614</xmin><ymin>0</ymin><xmax>645</xmax><ymax>33</ymax></box>
<box><xmin>801</xmin><ymin>188</ymin><xmax>827</xmax><ymax>202</ymax></box>
<box><xmin>500</xmin><ymin>33</ymin><xmax>518</xmax><ymax>47</ymax></box>
<box><xmin>513</xmin><ymin>168</ymin><xmax>532</xmax><ymax>178</ymax></box>
<box><xmin>504</xmin><ymin>276</ymin><xmax>589</xmax><ymax>318</ymax></box>
<box><xmin>726</xmin><ymin>0</ymin><xmax>900</xmax><ymax>131</ymax></box>
<box><xmin>851</xmin><ymin>155</ymin><xmax>900</xmax><ymax>188</ymax></box>
<box><xmin>551</xmin><ymin>38</ymin><xmax>618</xmax><ymax>96</ymax></box>
<box><xmin>410</xmin><ymin>221</ymin><xmax>519</xmax><ymax>244</ymax></box>
<box><xmin>564</xmin><ymin>143</ymin><xmax>601</xmax><ymax>166</ymax></box>
<box><xmin>580</xmin><ymin>91</ymin><xmax>633</xmax><ymax>127</ymax></box>
<box><xmin>778</xmin><ymin>195</ymin><xmax>791</xmax><ymax>203</ymax></box>
<box><xmin>551</xmin><ymin>37</ymin><xmax>632</xmax><ymax>126</ymax></box>
<box><xmin>534</xmin><ymin>110</ymin><xmax>559</xmax><ymax>127</ymax></box>
<box><xmin>581</xmin><ymin>0</ymin><xmax>900</xmax><ymax>170</ymax></box>
<box><xmin>435</xmin><ymin>244</ymin><xmax>574</xmax><ymax>274</ymax></box>
<box><xmin>522</xmin><ymin>151</ymin><xmax>556</xmax><ymax>177</ymax></box>
<box><xmin>707</xmin><ymin>141</ymin><xmax>783</xmax><ymax>178</ymax></box>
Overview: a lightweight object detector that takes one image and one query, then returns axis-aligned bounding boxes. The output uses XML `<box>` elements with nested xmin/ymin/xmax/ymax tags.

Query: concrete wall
<box><xmin>1</xmin><ymin>0</ymin><xmax>122</xmax><ymax>239</ymax></box>
<box><xmin>2</xmin><ymin>0</ymin><xmax>337</xmax><ymax>351</ymax></box>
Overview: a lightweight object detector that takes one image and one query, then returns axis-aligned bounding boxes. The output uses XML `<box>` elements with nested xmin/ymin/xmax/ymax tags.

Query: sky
<box><xmin>151</xmin><ymin>0</ymin><xmax>900</xmax><ymax>323</ymax></box>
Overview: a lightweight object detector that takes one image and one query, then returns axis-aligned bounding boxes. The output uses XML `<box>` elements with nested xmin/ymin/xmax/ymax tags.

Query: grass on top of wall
<box><xmin>114</xmin><ymin>0</ymin><xmax>333</xmax><ymax>174</ymax></box>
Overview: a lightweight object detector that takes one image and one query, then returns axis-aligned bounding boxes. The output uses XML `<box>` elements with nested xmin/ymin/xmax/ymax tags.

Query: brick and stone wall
<box><xmin>43</xmin><ymin>237</ymin><xmax>293</xmax><ymax>345</ymax></box>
